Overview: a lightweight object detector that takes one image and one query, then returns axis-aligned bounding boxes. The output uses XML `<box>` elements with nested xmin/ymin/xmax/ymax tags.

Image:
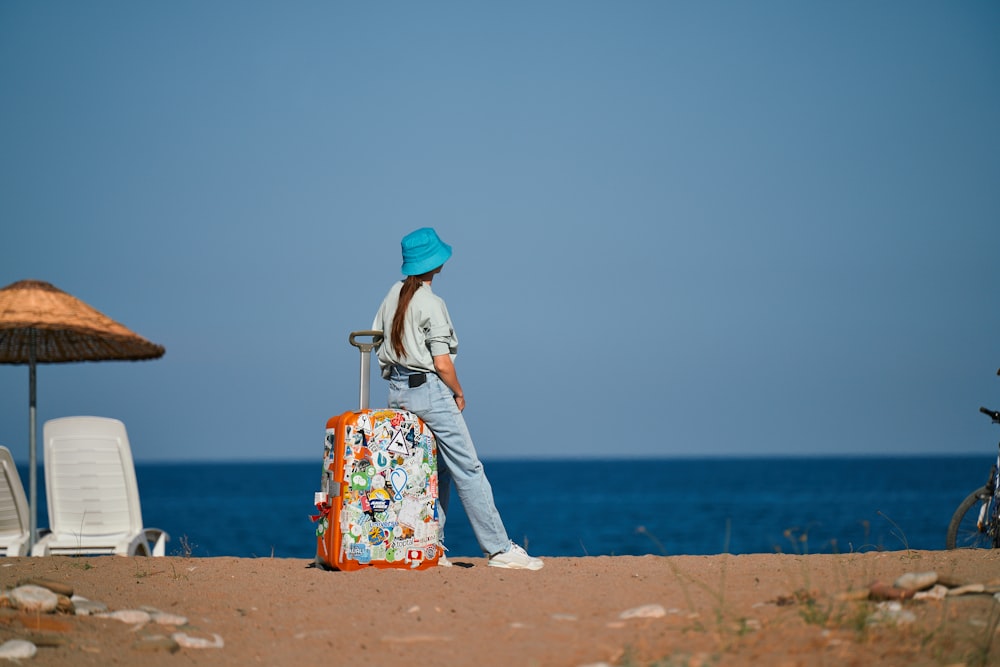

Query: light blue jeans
<box><xmin>387</xmin><ymin>367</ymin><xmax>511</xmax><ymax>556</ymax></box>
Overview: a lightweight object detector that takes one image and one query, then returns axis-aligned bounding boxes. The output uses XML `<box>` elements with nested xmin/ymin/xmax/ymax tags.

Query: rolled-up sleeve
<box><xmin>425</xmin><ymin>325</ymin><xmax>454</xmax><ymax>356</ymax></box>
<box><xmin>422</xmin><ymin>299</ymin><xmax>457</xmax><ymax>357</ymax></box>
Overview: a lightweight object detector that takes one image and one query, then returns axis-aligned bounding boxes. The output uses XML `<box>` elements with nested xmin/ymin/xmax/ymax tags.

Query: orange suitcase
<box><xmin>313</xmin><ymin>331</ymin><xmax>440</xmax><ymax>571</ymax></box>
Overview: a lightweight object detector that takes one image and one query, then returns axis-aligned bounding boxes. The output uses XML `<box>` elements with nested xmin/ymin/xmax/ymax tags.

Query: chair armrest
<box><xmin>145</xmin><ymin>529</ymin><xmax>169</xmax><ymax>557</ymax></box>
<box><xmin>119</xmin><ymin>529</ymin><xmax>170</xmax><ymax>557</ymax></box>
<box><xmin>29</xmin><ymin>533</ymin><xmax>54</xmax><ymax>557</ymax></box>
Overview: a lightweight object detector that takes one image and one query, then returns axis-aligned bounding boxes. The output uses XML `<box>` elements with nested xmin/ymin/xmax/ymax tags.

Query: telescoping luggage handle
<box><xmin>349</xmin><ymin>330</ymin><xmax>383</xmax><ymax>411</ymax></box>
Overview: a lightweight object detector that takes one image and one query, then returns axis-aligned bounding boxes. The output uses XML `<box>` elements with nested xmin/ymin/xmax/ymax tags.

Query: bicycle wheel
<box><xmin>946</xmin><ymin>486</ymin><xmax>993</xmax><ymax>549</ymax></box>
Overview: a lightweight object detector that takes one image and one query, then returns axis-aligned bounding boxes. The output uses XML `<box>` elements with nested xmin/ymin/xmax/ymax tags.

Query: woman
<box><xmin>372</xmin><ymin>227</ymin><xmax>543</xmax><ymax>570</ymax></box>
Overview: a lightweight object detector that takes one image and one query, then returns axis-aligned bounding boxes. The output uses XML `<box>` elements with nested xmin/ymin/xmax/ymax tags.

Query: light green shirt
<box><xmin>372</xmin><ymin>281</ymin><xmax>458</xmax><ymax>379</ymax></box>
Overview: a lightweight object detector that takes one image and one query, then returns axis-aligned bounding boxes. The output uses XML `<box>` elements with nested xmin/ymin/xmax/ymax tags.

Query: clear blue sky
<box><xmin>1</xmin><ymin>1</ymin><xmax>998</xmax><ymax>462</ymax></box>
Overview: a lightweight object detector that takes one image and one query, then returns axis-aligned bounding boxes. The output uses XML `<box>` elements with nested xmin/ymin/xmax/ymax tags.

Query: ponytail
<box><xmin>391</xmin><ymin>275</ymin><xmax>424</xmax><ymax>358</ymax></box>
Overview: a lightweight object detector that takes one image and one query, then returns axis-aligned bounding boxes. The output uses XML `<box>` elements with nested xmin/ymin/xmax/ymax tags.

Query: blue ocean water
<box><xmin>20</xmin><ymin>456</ymin><xmax>989</xmax><ymax>558</ymax></box>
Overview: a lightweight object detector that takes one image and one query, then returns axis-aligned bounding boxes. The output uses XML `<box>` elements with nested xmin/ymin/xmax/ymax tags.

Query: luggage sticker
<box><xmin>389</xmin><ymin>468</ymin><xmax>408</xmax><ymax>500</ymax></box>
<box><xmin>346</xmin><ymin>542</ymin><xmax>371</xmax><ymax>564</ymax></box>
<box><xmin>385</xmin><ymin>427</ymin><xmax>412</xmax><ymax>456</ymax></box>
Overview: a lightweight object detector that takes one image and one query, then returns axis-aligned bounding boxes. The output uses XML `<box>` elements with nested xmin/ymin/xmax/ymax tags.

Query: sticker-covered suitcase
<box><xmin>313</xmin><ymin>330</ymin><xmax>440</xmax><ymax>571</ymax></box>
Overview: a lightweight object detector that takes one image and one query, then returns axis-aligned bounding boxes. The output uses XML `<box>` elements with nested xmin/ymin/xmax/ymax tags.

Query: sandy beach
<box><xmin>0</xmin><ymin>550</ymin><xmax>998</xmax><ymax>666</ymax></box>
<box><xmin>0</xmin><ymin>551</ymin><xmax>1000</xmax><ymax>667</ymax></box>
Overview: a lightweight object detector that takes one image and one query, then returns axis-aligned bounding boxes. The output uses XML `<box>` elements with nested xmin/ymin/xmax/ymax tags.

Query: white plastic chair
<box><xmin>0</xmin><ymin>446</ymin><xmax>31</xmax><ymax>556</ymax></box>
<box><xmin>31</xmin><ymin>417</ymin><xmax>168</xmax><ymax>557</ymax></box>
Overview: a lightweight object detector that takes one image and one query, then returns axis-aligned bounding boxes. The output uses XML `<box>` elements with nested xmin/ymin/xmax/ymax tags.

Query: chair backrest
<box><xmin>0</xmin><ymin>446</ymin><xmax>29</xmax><ymax>547</ymax></box>
<box><xmin>43</xmin><ymin>417</ymin><xmax>144</xmax><ymax>538</ymax></box>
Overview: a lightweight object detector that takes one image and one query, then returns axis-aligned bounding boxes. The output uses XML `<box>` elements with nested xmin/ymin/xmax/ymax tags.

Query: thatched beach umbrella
<box><xmin>0</xmin><ymin>279</ymin><xmax>165</xmax><ymax>545</ymax></box>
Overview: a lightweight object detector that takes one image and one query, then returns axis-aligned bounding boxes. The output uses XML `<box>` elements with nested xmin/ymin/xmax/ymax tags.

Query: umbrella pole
<box><xmin>28</xmin><ymin>330</ymin><xmax>37</xmax><ymax>548</ymax></box>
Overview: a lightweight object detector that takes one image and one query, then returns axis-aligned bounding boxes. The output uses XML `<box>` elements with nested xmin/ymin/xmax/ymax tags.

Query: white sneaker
<box><xmin>435</xmin><ymin>544</ymin><xmax>452</xmax><ymax>567</ymax></box>
<box><xmin>488</xmin><ymin>543</ymin><xmax>543</xmax><ymax>570</ymax></box>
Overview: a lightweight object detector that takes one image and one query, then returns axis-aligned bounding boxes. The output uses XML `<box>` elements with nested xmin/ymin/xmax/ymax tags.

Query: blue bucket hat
<box><xmin>400</xmin><ymin>227</ymin><xmax>452</xmax><ymax>276</ymax></box>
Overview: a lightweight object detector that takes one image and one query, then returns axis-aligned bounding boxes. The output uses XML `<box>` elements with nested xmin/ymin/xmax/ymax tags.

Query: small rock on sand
<box><xmin>0</xmin><ymin>639</ymin><xmax>37</xmax><ymax>660</ymax></box>
<box><xmin>913</xmin><ymin>585</ymin><xmax>948</xmax><ymax>601</ymax></box>
<box><xmin>18</xmin><ymin>578</ymin><xmax>73</xmax><ymax>598</ymax></box>
<box><xmin>97</xmin><ymin>610</ymin><xmax>152</xmax><ymax>625</ymax></box>
<box><xmin>71</xmin><ymin>596</ymin><xmax>109</xmax><ymax>616</ymax></box>
<box><xmin>139</xmin><ymin>607</ymin><xmax>189</xmax><ymax>626</ymax></box>
<box><xmin>9</xmin><ymin>585</ymin><xmax>59</xmax><ymax>613</ymax></box>
<box><xmin>152</xmin><ymin>611</ymin><xmax>188</xmax><ymax>626</ymax></box>
<box><xmin>893</xmin><ymin>571</ymin><xmax>937</xmax><ymax>591</ymax></box>
<box><xmin>947</xmin><ymin>583</ymin><xmax>986</xmax><ymax>596</ymax></box>
<box><xmin>172</xmin><ymin>632</ymin><xmax>224</xmax><ymax>649</ymax></box>
<box><xmin>619</xmin><ymin>604</ymin><xmax>667</xmax><ymax>619</ymax></box>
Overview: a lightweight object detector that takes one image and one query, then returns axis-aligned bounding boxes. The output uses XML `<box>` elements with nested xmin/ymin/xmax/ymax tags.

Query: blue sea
<box><xmin>20</xmin><ymin>456</ymin><xmax>990</xmax><ymax>558</ymax></box>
